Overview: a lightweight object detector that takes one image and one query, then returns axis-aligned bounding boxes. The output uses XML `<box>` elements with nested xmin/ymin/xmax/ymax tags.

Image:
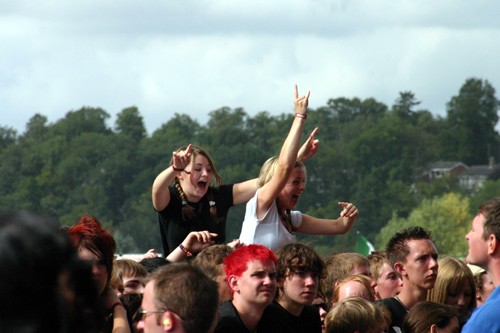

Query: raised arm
<box><xmin>256</xmin><ymin>84</ymin><xmax>310</xmax><ymax>218</ymax></box>
<box><xmin>297</xmin><ymin>202</ymin><xmax>359</xmax><ymax>235</ymax></box>
<box><xmin>166</xmin><ymin>231</ymin><xmax>217</xmax><ymax>262</ymax></box>
<box><xmin>297</xmin><ymin>127</ymin><xmax>320</xmax><ymax>162</ymax></box>
<box><xmin>232</xmin><ymin>127</ymin><xmax>318</xmax><ymax>206</ymax></box>
<box><xmin>152</xmin><ymin>144</ymin><xmax>192</xmax><ymax>211</ymax></box>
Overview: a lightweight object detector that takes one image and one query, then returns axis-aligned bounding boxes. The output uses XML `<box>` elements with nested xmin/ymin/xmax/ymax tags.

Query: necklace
<box><xmin>394</xmin><ymin>296</ymin><xmax>410</xmax><ymax>313</ymax></box>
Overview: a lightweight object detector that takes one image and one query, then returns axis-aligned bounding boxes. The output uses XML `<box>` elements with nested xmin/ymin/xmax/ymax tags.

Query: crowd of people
<box><xmin>2</xmin><ymin>85</ymin><xmax>500</xmax><ymax>333</ymax></box>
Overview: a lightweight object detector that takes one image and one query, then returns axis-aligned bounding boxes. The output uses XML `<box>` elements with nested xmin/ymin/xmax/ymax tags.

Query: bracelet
<box><xmin>172</xmin><ymin>165</ymin><xmax>184</xmax><ymax>172</ymax></box>
<box><xmin>111</xmin><ymin>302</ymin><xmax>124</xmax><ymax>311</ymax></box>
<box><xmin>179</xmin><ymin>243</ymin><xmax>192</xmax><ymax>257</ymax></box>
<box><xmin>295</xmin><ymin>113</ymin><xmax>307</xmax><ymax>119</ymax></box>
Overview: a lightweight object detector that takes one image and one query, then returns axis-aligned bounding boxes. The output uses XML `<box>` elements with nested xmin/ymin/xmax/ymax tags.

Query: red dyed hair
<box><xmin>67</xmin><ymin>214</ymin><xmax>116</xmax><ymax>283</ymax></box>
<box><xmin>224</xmin><ymin>244</ymin><xmax>277</xmax><ymax>279</ymax></box>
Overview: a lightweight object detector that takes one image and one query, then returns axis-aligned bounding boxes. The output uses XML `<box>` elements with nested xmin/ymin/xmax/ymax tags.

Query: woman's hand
<box><xmin>171</xmin><ymin>144</ymin><xmax>192</xmax><ymax>171</ymax></box>
<box><xmin>294</xmin><ymin>84</ymin><xmax>310</xmax><ymax>117</ymax></box>
<box><xmin>182</xmin><ymin>230</ymin><xmax>218</xmax><ymax>253</ymax></box>
<box><xmin>298</xmin><ymin>127</ymin><xmax>320</xmax><ymax>162</ymax></box>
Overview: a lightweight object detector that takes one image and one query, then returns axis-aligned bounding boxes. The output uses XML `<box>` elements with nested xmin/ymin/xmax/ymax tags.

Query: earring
<box><xmin>163</xmin><ymin>318</ymin><xmax>171</xmax><ymax>326</ymax></box>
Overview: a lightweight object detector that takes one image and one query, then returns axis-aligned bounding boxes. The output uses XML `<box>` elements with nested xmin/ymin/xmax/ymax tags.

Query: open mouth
<box><xmin>197</xmin><ymin>180</ymin><xmax>207</xmax><ymax>191</ymax></box>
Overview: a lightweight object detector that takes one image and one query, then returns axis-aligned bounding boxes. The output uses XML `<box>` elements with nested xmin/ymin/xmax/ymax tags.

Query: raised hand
<box><xmin>338</xmin><ymin>202</ymin><xmax>359</xmax><ymax>220</ymax></box>
<box><xmin>298</xmin><ymin>127</ymin><xmax>320</xmax><ymax>162</ymax></box>
<box><xmin>294</xmin><ymin>84</ymin><xmax>311</xmax><ymax>117</ymax></box>
<box><xmin>171</xmin><ymin>144</ymin><xmax>192</xmax><ymax>171</ymax></box>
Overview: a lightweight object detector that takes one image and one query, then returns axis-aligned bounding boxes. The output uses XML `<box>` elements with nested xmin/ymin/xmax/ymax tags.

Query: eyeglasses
<box><xmin>134</xmin><ymin>309</ymin><xmax>166</xmax><ymax>322</ymax></box>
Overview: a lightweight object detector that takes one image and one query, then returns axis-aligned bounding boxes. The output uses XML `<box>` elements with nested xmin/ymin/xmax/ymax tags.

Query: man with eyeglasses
<box><xmin>136</xmin><ymin>263</ymin><xmax>218</xmax><ymax>333</ymax></box>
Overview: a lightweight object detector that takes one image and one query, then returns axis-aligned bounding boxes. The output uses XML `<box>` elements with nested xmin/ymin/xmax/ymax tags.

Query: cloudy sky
<box><xmin>2</xmin><ymin>0</ymin><xmax>500</xmax><ymax>135</ymax></box>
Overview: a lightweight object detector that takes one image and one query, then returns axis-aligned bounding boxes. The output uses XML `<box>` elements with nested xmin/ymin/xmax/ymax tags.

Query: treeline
<box><xmin>1</xmin><ymin>77</ymin><xmax>499</xmax><ymax>255</ymax></box>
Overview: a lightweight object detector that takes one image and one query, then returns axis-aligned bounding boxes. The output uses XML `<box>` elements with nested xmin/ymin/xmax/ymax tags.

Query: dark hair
<box><xmin>402</xmin><ymin>302</ymin><xmax>458</xmax><ymax>333</ymax></box>
<box><xmin>386</xmin><ymin>226</ymin><xmax>433</xmax><ymax>267</ymax></box>
<box><xmin>479</xmin><ymin>197</ymin><xmax>500</xmax><ymax>240</ymax></box>
<box><xmin>139</xmin><ymin>256</ymin><xmax>170</xmax><ymax>273</ymax></box>
<box><xmin>0</xmin><ymin>211</ymin><xmax>100</xmax><ymax>333</ymax></box>
<box><xmin>276</xmin><ymin>243</ymin><xmax>325</xmax><ymax>297</ymax></box>
<box><xmin>147</xmin><ymin>263</ymin><xmax>218</xmax><ymax>333</ymax></box>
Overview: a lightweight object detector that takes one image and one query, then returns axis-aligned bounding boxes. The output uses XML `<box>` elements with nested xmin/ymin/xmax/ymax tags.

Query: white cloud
<box><xmin>1</xmin><ymin>0</ymin><xmax>499</xmax><ymax>135</ymax></box>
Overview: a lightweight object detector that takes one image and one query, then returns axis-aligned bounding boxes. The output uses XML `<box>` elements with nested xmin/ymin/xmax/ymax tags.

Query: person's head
<box><xmin>402</xmin><ymin>301</ymin><xmax>460</xmax><ymax>333</ymax></box>
<box><xmin>323</xmin><ymin>252</ymin><xmax>372</xmax><ymax>301</ymax></box>
<box><xmin>368</xmin><ymin>250</ymin><xmax>402</xmax><ymax>300</ymax></box>
<box><xmin>67</xmin><ymin>214</ymin><xmax>117</xmax><ymax>295</ymax></box>
<box><xmin>312</xmin><ymin>293</ymin><xmax>330</xmax><ymax>333</ymax></box>
<box><xmin>0</xmin><ymin>211</ymin><xmax>98</xmax><ymax>333</ymax></box>
<box><xmin>115</xmin><ymin>258</ymin><xmax>148</xmax><ymax>295</ymax></box>
<box><xmin>172</xmin><ymin>145</ymin><xmax>222</xmax><ymax>201</ymax></box>
<box><xmin>386</xmin><ymin>226</ymin><xmax>438</xmax><ymax>291</ymax></box>
<box><xmin>469</xmin><ymin>264</ymin><xmax>495</xmax><ymax>306</ymax></box>
<box><xmin>192</xmin><ymin>244</ymin><xmax>234</xmax><ymax>305</ymax></box>
<box><xmin>465</xmin><ymin>197</ymin><xmax>500</xmax><ymax>268</ymax></box>
<box><xmin>332</xmin><ymin>274</ymin><xmax>375</xmax><ymax>303</ymax></box>
<box><xmin>427</xmin><ymin>257</ymin><xmax>475</xmax><ymax>325</ymax></box>
<box><xmin>139</xmin><ymin>257</ymin><xmax>170</xmax><ymax>273</ymax></box>
<box><xmin>224</xmin><ymin>244</ymin><xmax>277</xmax><ymax>308</ymax></box>
<box><xmin>325</xmin><ymin>297</ymin><xmax>387</xmax><ymax>333</ymax></box>
<box><xmin>258</xmin><ymin>156</ymin><xmax>306</xmax><ymax>210</ymax></box>
<box><xmin>121</xmin><ymin>293</ymin><xmax>143</xmax><ymax>333</ymax></box>
<box><xmin>137</xmin><ymin>263</ymin><xmax>218</xmax><ymax>333</ymax></box>
<box><xmin>276</xmin><ymin>243</ymin><xmax>325</xmax><ymax>306</ymax></box>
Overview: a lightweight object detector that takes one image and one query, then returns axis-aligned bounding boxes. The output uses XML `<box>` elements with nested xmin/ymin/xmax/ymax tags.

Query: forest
<box><xmin>1</xmin><ymin>77</ymin><xmax>499</xmax><ymax>257</ymax></box>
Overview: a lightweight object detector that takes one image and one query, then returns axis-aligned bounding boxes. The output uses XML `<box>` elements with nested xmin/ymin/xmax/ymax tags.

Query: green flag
<box><xmin>356</xmin><ymin>234</ymin><xmax>375</xmax><ymax>256</ymax></box>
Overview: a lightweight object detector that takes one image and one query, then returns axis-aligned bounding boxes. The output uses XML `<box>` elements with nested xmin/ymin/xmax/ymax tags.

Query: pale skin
<box><xmin>151</xmin><ymin>120</ymin><xmax>319</xmax><ymax>212</ymax></box>
<box><xmin>394</xmin><ymin>239</ymin><xmax>439</xmax><ymax>310</ymax></box>
<box><xmin>257</xmin><ymin>85</ymin><xmax>359</xmax><ymax>236</ymax></box>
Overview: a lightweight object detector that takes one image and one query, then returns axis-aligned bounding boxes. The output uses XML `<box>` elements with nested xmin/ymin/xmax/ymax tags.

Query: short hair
<box><xmin>479</xmin><ymin>197</ymin><xmax>500</xmax><ymax>240</ymax></box>
<box><xmin>325</xmin><ymin>297</ymin><xmax>385</xmax><ymax>333</ymax></box>
<box><xmin>332</xmin><ymin>274</ymin><xmax>375</xmax><ymax>303</ymax></box>
<box><xmin>67</xmin><ymin>214</ymin><xmax>116</xmax><ymax>284</ymax></box>
<box><xmin>402</xmin><ymin>302</ymin><xmax>457</xmax><ymax>333</ymax></box>
<box><xmin>139</xmin><ymin>256</ymin><xmax>170</xmax><ymax>273</ymax></box>
<box><xmin>258</xmin><ymin>156</ymin><xmax>305</xmax><ymax>188</ymax></box>
<box><xmin>322</xmin><ymin>252</ymin><xmax>370</xmax><ymax>300</ymax></box>
<box><xmin>385</xmin><ymin>226</ymin><xmax>433</xmax><ymax>267</ymax></box>
<box><xmin>367</xmin><ymin>251</ymin><xmax>390</xmax><ymax>281</ymax></box>
<box><xmin>224</xmin><ymin>244</ymin><xmax>277</xmax><ymax>279</ymax></box>
<box><xmin>427</xmin><ymin>257</ymin><xmax>476</xmax><ymax>321</ymax></box>
<box><xmin>147</xmin><ymin>263</ymin><xmax>218</xmax><ymax>333</ymax></box>
<box><xmin>115</xmin><ymin>258</ymin><xmax>148</xmax><ymax>279</ymax></box>
<box><xmin>192</xmin><ymin>244</ymin><xmax>233</xmax><ymax>280</ymax></box>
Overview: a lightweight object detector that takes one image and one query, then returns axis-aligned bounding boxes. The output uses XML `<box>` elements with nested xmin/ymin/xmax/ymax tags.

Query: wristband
<box><xmin>295</xmin><ymin>113</ymin><xmax>307</xmax><ymax>119</ymax></box>
<box><xmin>172</xmin><ymin>165</ymin><xmax>184</xmax><ymax>172</ymax></box>
<box><xmin>179</xmin><ymin>243</ymin><xmax>192</xmax><ymax>257</ymax></box>
<box><xmin>111</xmin><ymin>302</ymin><xmax>124</xmax><ymax>311</ymax></box>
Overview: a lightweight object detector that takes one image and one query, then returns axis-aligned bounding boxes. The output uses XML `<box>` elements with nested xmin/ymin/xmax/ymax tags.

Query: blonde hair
<box><xmin>171</xmin><ymin>145</ymin><xmax>223</xmax><ymax>222</ymax></box>
<box><xmin>323</xmin><ymin>253</ymin><xmax>370</xmax><ymax>300</ymax></box>
<box><xmin>332</xmin><ymin>274</ymin><xmax>375</xmax><ymax>303</ymax></box>
<box><xmin>427</xmin><ymin>257</ymin><xmax>476</xmax><ymax>322</ymax></box>
<box><xmin>325</xmin><ymin>297</ymin><xmax>385</xmax><ymax>333</ymax></box>
<box><xmin>257</xmin><ymin>156</ymin><xmax>305</xmax><ymax>188</ymax></box>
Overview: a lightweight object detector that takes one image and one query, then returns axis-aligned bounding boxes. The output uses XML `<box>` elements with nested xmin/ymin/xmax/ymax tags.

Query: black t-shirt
<box><xmin>381</xmin><ymin>297</ymin><xmax>408</xmax><ymax>333</ymax></box>
<box><xmin>216</xmin><ymin>301</ymin><xmax>289</xmax><ymax>333</ymax></box>
<box><xmin>157</xmin><ymin>185</ymin><xmax>234</xmax><ymax>255</ymax></box>
<box><xmin>268</xmin><ymin>301</ymin><xmax>322</xmax><ymax>333</ymax></box>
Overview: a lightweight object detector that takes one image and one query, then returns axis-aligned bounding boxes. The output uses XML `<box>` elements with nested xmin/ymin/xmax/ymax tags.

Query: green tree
<box><xmin>446</xmin><ymin>78</ymin><xmax>499</xmax><ymax>165</ymax></box>
<box><xmin>376</xmin><ymin>193</ymin><xmax>471</xmax><ymax>257</ymax></box>
<box><xmin>115</xmin><ymin>106</ymin><xmax>146</xmax><ymax>142</ymax></box>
